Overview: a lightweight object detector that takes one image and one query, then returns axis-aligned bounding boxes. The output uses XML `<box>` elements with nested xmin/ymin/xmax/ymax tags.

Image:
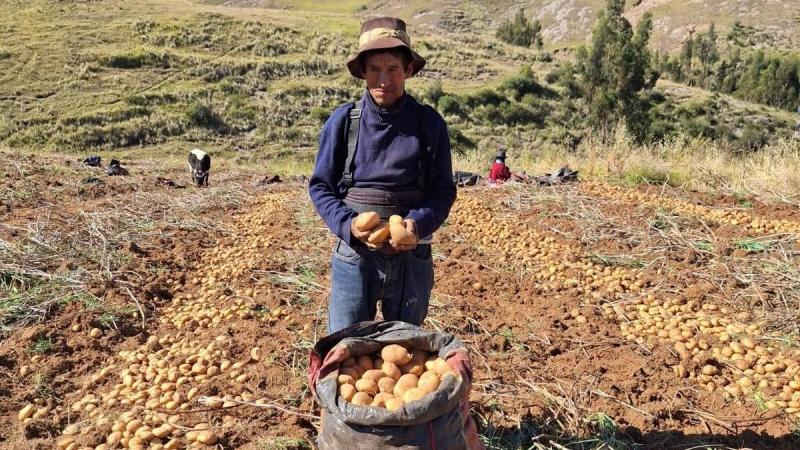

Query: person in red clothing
<box><xmin>488</xmin><ymin>149</ymin><xmax>511</xmax><ymax>184</ymax></box>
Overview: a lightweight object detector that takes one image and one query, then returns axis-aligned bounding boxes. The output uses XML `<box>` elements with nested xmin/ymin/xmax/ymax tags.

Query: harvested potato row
<box><xmin>336</xmin><ymin>345</ymin><xmax>457</xmax><ymax>410</ymax></box>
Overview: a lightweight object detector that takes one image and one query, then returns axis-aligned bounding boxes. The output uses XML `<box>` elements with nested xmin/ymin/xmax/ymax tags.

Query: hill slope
<box><xmin>208</xmin><ymin>0</ymin><xmax>800</xmax><ymax>52</ymax></box>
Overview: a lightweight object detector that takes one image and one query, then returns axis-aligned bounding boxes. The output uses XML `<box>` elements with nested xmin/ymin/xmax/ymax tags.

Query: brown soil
<box><xmin>2</xmin><ymin>173</ymin><xmax>800</xmax><ymax>449</ymax></box>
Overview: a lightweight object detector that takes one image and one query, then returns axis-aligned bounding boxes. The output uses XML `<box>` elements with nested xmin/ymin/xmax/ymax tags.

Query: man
<box><xmin>309</xmin><ymin>17</ymin><xmax>456</xmax><ymax>334</ymax></box>
<box><xmin>488</xmin><ymin>149</ymin><xmax>511</xmax><ymax>184</ymax></box>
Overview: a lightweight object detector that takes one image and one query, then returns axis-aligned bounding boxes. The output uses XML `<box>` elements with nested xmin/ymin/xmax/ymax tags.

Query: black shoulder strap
<box><xmin>417</xmin><ymin>105</ymin><xmax>435</xmax><ymax>190</ymax></box>
<box><xmin>341</xmin><ymin>102</ymin><xmax>362</xmax><ymax>189</ymax></box>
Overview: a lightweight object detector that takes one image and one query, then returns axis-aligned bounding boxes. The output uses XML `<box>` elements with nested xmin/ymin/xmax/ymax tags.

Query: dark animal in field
<box><xmin>188</xmin><ymin>149</ymin><xmax>210</xmax><ymax>187</ymax></box>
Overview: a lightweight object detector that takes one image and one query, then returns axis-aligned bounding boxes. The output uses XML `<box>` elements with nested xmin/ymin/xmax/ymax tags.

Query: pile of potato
<box><xmin>354</xmin><ymin>212</ymin><xmax>416</xmax><ymax>246</ymax></box>
<box><xmin>337</xmin><ymin>344</ymin><xmax>456</xmax><ymax>411</ymax></box>
<box><xmin>583</xmin><ymin>182</ymin><xmax>800</xmax><ymax>237</ymax></box>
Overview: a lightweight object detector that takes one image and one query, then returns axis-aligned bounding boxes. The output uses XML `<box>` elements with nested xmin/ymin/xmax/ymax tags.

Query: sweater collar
<box><xmin>362</xmin><ymin>90</ymin><xmax>408</xmax><ymax>119</ymax></box>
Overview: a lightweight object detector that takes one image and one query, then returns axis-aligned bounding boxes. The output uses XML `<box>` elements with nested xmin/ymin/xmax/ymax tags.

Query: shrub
<box><xmin>500</xmin><ymin>66</ymin><xmax>551</xmax><ymax>100</ymax></box>
<box><xmin>681</xmin><ymin>117</ymin><xmax>716</xmax><ymax>138</ymax></box>
<box><xmin>475</xmin><ymin>102</ymin><xmax>545</xmax><ymax>126</ymax></box>
<box><xmin>423</xmin><ymin>81</ymin><xmax>445</xmax><ymax>106</ymax></box>
<box><xmin>463</xmin><ymin>89</ymin><xmax>507</xmax><ymax>108</ymax></box>
<box><xmin>310</xmin><ymin>106</ymin><xmax>331</xmax><ymax>124</ymax></box>
<box><xmin>496</xmin><ymin>9</ymin><xmax>543</xmax><ymax>48</ymax></box>
<box><xmin>186</xmin><ymin>102</ymin><xmax>224</xmax><ymax>130</ymax></box>
<box><xmin>647</xmin><ymin>119</ymin><xmax>675</xmax><ymax>142</ymax></box>
<box><xmin>739</xmin><ymin>124</ymin><xmax>768</xmax><ymax>150</ymax></box>
<box><xmin>437</xmin><ymin>95</ymin><xmax>464</xmax><ymax>117</ymax></box>
<box><xmin>102</xmin><ymin>50</ymin><xmax>177</xmax><ymax>69</ymax></box>
<box><xmin>448</xmin><ymin>127</ymin><xmax>475</xmax><ymax>154</ymax></box>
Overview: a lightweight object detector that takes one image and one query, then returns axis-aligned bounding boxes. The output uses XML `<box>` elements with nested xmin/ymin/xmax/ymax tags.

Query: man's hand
<box><xmin>388</xmin><ymin>219</ymin><xmax>418</xmax><ymax>252</ymax></box>
<box><xmin>350</xmin><ymin>218</ymin><xmax>383</xmax><ymax>250</ymax></box>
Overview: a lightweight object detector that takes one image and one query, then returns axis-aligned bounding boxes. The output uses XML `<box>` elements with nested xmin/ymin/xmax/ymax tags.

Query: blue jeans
<box><xmin>327</xmin><ymin>239</ymin><xmax>434</xmax><ymax>334</ymax></box>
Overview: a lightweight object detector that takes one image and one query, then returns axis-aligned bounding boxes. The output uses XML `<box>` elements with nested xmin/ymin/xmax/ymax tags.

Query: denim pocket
<box><xmin>408</xmin><ymin>244</ymin><xmax>432</xmax><ymax>261</ymax></box>
<box><xmin>333</xmin><ymin>239</ymin><xmax>364</xmax><ymax>263</ymax></box>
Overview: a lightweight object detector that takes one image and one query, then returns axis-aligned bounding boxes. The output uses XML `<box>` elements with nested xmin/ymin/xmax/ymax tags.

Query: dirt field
<box><xmin>3</xmin><ymin>154</ymin><xmax>800</xmax><ymax>449</ymax></box>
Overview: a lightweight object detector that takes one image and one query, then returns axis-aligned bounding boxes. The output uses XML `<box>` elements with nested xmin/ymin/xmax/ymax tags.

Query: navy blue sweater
<box><xmin>309</xmin><ymin>91</ymin><xmax>457</xmax><ymax>246</ymax></box>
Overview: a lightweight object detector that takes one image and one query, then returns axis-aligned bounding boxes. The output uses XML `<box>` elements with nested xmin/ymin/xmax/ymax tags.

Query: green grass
<box><xmin>478</xmin><ymin>414</ymin><xmax>539</xmax><ymax>450</ymax></box>
<box><xmin>753</xmin><ymin>391</ymin><xmax>768</xmax><ymax>412</ymax></box>
<box><xmin>29</xmin><ymin>336</ymin><xmax>53</xmax><ymax>354</ymax></box>
<box><xmin>694</xmin><ymin>241</ymin><xmax>715</xmax><ymax>252</ymax></box>
<box><xmin>255</xmin><ymin>437</ymin><xmax>312</xmax><ymax>450</ymax></box>
<box><xmin>589</xmin><ymin>254</ymin><xmax>647</xmax><ymax>269</ymax></box>
<box><xmin>735</xmin><ymin>238</ymin><xmax>777</xmax><ymax>253</ymax></box>
<box><xmin>219</xmin><ymin>0</ymin><xmax>368</xmax><ymax>13</ymax></box>
<box><xmin>0</xmin><ymin>276</ymin><xmax>74</xmax><ymax>333</ymax></box>
<box><xmin>620</xmin><ymin>166</ymin><xmax>686</xmax><ymax>187</ymax></box>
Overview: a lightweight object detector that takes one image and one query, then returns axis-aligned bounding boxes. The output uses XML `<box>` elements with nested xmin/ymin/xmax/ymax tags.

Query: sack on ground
<box><xmin>309</xmin><ymin>321</ymin><xmax>484</xmax><ymax>450</ymax></box>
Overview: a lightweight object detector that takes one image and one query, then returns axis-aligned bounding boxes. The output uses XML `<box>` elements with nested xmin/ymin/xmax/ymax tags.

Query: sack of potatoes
<box><xmin>353</xmin><ymin>211</ymin><xmax>416</xmax><ymax>246</ymax></box>
<box><xmin>337</xmin><ymin>344</ymin><xmax>456</xmax><ymax>410</ymax></box>
<box><xmin>309</xmin><ymin>321</ymin><xmax>484</xmax><ymax>450</ymax></box>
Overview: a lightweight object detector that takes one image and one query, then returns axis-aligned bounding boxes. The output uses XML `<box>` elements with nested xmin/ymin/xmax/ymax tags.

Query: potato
<box><xmin>382</xmin><ymin>345</ymin><xmax>412</xmax><ymax>365</ymax></box>
<box><xmin>393</xmin><ymin>374</ymin><xmax>419</xmax><ymax>397</ymax></box>
<box><xmin>368</xmin><ymin>223</ymin><xmax>391</xmax><ymax>244</ymax></box>
<box><xmin>418</xmin><ymin>371</ymin><xmax>440</xmax><ymax>393</ymax></box>
<box><xmin>56</xmin><ymin>437</ymin><xmax>74</xmax><ymax>450</ymax></box>
<box><xmin>361</xmin><ymin>369</ymin><xmax>386</xmax><ymax>383</ymax></box>
<box><xmin>357</xmin><ymin>355</ymin><xmax>374</xmax><ymax>371</ymax></box>
<box><xmin>402</xmin><ymin>387</ymin><xmax>427</xmax><ymax>403</ymax></box>
<box><xmin>389</xmin><ymin>223</ymin><xmax>416</xmax><ymax>246</ymax></box>
<box><xmin>18</xmin><ymin>404</ymin><xmax>35</xmax><ymax>421</ymax></box>
<box><xmin>152</xmin><ymin>425</ymin><xmax>173</xmax><ymax>439</ymax></box>
<box><xmin>381</xmin><ymin>361</ymin><xmax>401</xmax><ymax>380</ymax></box>
<box><xmin>401</xmin><ymin>361</ymin><xmax>425</xmax><ymax>377</ymax></box>
<box><xmin>197</xmin><ymin>430</ymin><xmax>218</xmax><ymax>445</ymax></box>
<box><xmin>351</xmin><ymin>392</ymin><xmax>373</xmax><ymax>406</ymax></box>
<box><xmin>337</xmin><ymin>374</ymin><xmax>356</xmax><ymax>386</ymax></box>
<box><xmin>389</xmin><ymin>215</ymin><xmax>404</xmax><ymax>225</ymax></box>
<box><xmin>339</xmin><ymin>384</ymin><xmax>356</xmax><ymax>402</ymax></box>
<box><xmin>378</xmin><ymin>377</ymin><xmax>397</xmax><ymax>393</ymax></box>
<box><xmin>426</xmin><ymin>357</ymin><xmax>453</xmax><ymax>376</ymax></box>
<box><xmin>339</xmin><ymin>367</ymin><xmax>360</xmax><ymax>381</ymax></box>
<box><xmin>423</xmin><ymin>356</ymin><xmax>438</xmax><ymax>371</ymax></box>
<box><xmin>355</xmin><ymin>379</ymin><xmax>379</xmax><ymax>395</ymax></box>
<box><xmin>385</xmin><ymin>397</ymin><xmax>404</xmax><ymax>411</ymax></box>
<box><xmin>372</xmin><ymin>392</ymin><xmax>395</xmax><ymax>407</ymax></box>
<box><xmin>354</xmin><ymin>212</ymin><xmax>380</xmax><ymax>232</ymax></box>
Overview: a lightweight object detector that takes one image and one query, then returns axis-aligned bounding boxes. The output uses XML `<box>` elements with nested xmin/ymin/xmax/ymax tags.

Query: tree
<box><xmin>578</xmin><ymin>0</ymin><xmax>656</xmax><ymax>140</ymax></box>
<box><xmin>680</xmin><ymin>30</ymin><xmax>695</xmax><ymax>85</ymax></box>
<box><xmin>496</xmin><ymin>9</ymin><xmax>543</xmax><ymax>48</ymax></box>
<box><xmin>695</xmin><ymin>23</ymin><xmax>719</xmax><ymax>88</ymax></box>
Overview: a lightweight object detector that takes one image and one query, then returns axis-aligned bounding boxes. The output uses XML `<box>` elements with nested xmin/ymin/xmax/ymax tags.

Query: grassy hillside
<box><xmin>0</xmin><ymin>0</ymin><xmax>536</xmax><ymax>165</ymax></box>
<box><xmin>1</xmin><ymin>0</ymin><xmax>798</xmax><ymax>194</ymax></box>
<box><xmin>209</xmin><ymin>0</ymin><xmax>800</xmax><ymax>52</ymax></box>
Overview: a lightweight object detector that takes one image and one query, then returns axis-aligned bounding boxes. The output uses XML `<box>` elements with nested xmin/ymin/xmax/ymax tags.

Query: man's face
<box><xmin>363</xmin><ymin>51</ymin><xmax>413</xmax><ymax>108</ymax></box>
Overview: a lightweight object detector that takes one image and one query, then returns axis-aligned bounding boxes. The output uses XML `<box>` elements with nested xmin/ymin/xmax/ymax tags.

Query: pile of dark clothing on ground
<box><xmin>82</xmin><ymin>156</ymin><xmax>129</xmax><ymax>176</ymax></box>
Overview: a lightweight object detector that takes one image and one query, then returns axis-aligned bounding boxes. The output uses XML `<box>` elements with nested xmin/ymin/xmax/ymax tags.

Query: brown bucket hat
<box><xmin>346</xmin><ymin>17</ymin><xmax>426</xmax><ymax>79</ymax></box>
